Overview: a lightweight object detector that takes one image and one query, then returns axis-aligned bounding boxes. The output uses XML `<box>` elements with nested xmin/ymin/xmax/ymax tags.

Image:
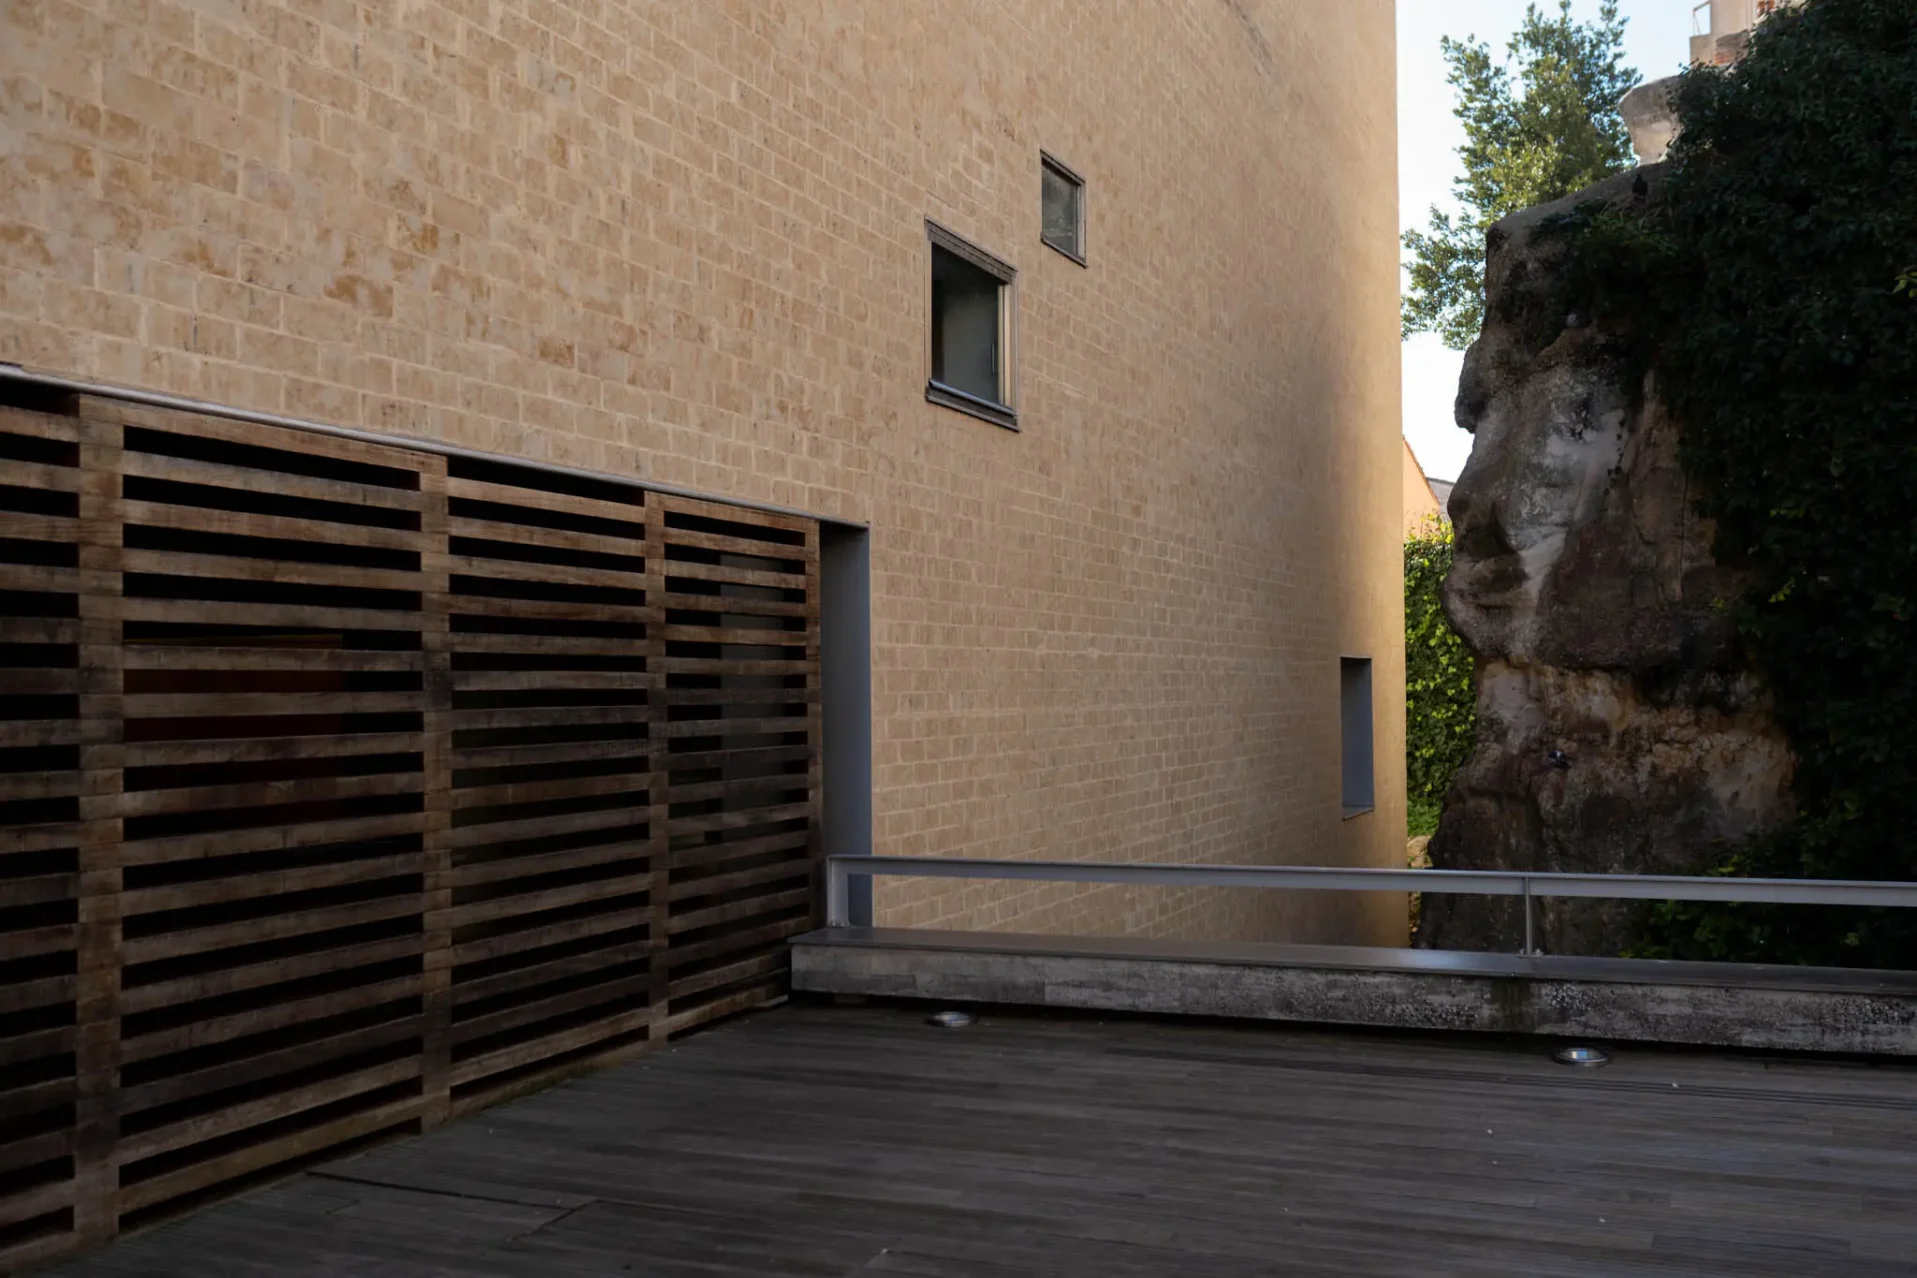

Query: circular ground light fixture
<box><xmin>1553</xmin><ymin>1045</ymin><xmax>1610</xmax><ymax>1067</ymax></box>
<box><xmin>926</xmin><ymin>1010</ymin><xmax>975</xmax><ymax>1029</ymax></box>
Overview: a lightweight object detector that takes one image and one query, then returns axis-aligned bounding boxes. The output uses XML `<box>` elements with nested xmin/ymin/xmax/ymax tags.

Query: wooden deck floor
<box><xmin>51</xmin><ymin>1003</ymin><xmax>1917</xmax><ymax>1277</ymax></box>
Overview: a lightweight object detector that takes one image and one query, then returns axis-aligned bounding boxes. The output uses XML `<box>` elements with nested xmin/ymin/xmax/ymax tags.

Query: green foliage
<box><xmin>1403</xmin><ymin>1</ymin><xmax>1640</xmax><ymax>349</ymax></box>
<box><xmin>1405</xmin><ymin>525</ymin><xmax>1476</xmax><ymax>836</ymax></box>
<box><xmin>1551</xmin><ymin>0</ymin><xmax>1917</xmax><ymax>968</ymax></box>
<box><xmin>1407</xmin><ymin>798</ymin><xmax>1442</xmax><ymax>840</ymax></box>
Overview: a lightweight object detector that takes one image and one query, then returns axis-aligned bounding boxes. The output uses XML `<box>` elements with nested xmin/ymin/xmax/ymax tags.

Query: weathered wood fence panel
<box><xmin>0</xmin><ymin>397</ymin><xmax>821</xmax><ymax>1270</ymax></box>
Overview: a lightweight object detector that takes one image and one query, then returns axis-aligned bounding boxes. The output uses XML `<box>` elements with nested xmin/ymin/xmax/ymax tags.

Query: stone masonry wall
<box><xmin>0</xmin><ymin>0</ymin><xmax>1406</xmax><ymax>944</ymax></box>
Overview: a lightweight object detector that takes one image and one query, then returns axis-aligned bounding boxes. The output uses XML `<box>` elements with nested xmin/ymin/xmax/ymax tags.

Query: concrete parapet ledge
<box><xmin>792</xmin><ymin>928</ymin><xmax>1917</xmax><ymax>1057</ymax></box>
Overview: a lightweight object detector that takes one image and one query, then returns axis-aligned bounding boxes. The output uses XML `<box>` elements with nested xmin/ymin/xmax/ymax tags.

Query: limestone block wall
<box><xmin>0</xmin><ymin>0</ymin><xmax>1405</xmax><ymax>945</ymax></box>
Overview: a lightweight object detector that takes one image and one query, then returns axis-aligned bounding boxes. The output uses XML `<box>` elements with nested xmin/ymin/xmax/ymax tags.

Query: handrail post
<box><xmin>1522</xmin><ymin>876</ymin><xmax>1536</xmax><ymax>957</ymax></box>
<box><xmin>826</xmin><ymin>858</ymin><xmax>850</xmax><ymax>928</ymax></box>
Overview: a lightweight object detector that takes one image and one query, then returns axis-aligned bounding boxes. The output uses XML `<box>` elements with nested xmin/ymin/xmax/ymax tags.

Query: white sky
<box><xmin>1398</xmin><ymin>1</ymin><xmax>1696</xmax><ymax>481</ymax></box>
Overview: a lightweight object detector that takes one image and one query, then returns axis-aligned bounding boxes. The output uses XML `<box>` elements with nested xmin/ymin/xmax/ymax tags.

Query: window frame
<box><xmin>1039</xmin><ymin>152</ymin><xmax>1087</xmax><ymax>267</ymax></box>
<box><xmin>1339</xmin><ymin>656</ymin><xmax>1375</xmax><ymax>819</ymax></box>
<box><xmin>925</xmin><ymin>219</ymin><xmax>1019</xmax><ymax>431</ymax></box>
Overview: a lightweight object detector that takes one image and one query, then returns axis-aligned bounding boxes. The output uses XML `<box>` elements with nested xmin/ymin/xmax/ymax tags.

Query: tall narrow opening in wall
<box><xmin>1341</xmin><ymin>657</ymin><xmax>1375</xmax><ymax>818</ymax></box>
<box><xmin>926</xmin><ymin>221</ymin><xmax>1017</xmax><ymax>430</ymax></box>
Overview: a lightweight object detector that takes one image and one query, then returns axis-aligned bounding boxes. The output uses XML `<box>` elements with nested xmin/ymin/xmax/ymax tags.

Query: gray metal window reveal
<box><xmin>1340</xmin><ymin>657</ymin><xmax>1375</xmax><ymax>818</ymax></box>
<box><xmin>926</xmin><ymin>220</ymin><xmax>1018</xmax><ymax>430</ymax></box>
<box><xmin>1040</xmin><ymin>153</ymin><xmax>1086</xmax><ymax>265</ymax></box>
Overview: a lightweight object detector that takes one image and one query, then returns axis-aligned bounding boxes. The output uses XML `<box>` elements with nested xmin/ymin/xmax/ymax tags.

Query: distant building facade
<box><xmin>1625</xmin><ymin>0</ymin><xmax>1801</xmax><ymax>164</ymax></box>
<box><xmin>1402</xmin><ymin>439</ymin><xmax>1447</xmax><ymax>537</ymax></box>
<box><xmin>1691</xmin><ymin>0</ymin><xmax>1799</xmax><ymax>68</ymax></box>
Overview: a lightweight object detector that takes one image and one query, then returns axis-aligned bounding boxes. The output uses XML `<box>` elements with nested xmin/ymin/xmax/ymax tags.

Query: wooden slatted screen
<box><xmin>0</xmin><ymin>394</ymin><xmax>822</xmax><ymax>1269</ymax></box>
<box><xmin>0</xmin><ymin>405</ymin><xmax>84</xmax><ymax>1270</ymax></box>
<box><xmin>440</xmin><ymin>457</ymin><xmax>656</xmax><ymax>1112</ymax></box>
<box><xmin>657</xmin><ymin>496</ymin><xmax>821</xmax><ymax>1032</ymax></box>
<box><xmin>111</xmin><ymin>405</ymin><xmax>432</xmax><ymax>1228</ymax></box>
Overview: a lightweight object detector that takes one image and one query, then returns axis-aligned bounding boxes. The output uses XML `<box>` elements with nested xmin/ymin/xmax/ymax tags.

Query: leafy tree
<box><xmin>1402</xmin><ymin>1</ymin><xmax>1640</xmax><ymax>349</ymax></box>
<box><xmin>1547</xmin><ymin>0</ymin><xmax>1917</xmax><ymax>967</ymax></box>
<box><xmin>1405</xmin><ymin>525</ymin><xmax>1476</xmax><ymax>838</ymax></box>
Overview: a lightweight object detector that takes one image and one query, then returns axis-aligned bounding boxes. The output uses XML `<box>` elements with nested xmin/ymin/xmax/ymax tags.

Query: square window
<box><xmin>1340</xmin><ymin>657</ymin><xmax>1374</xmax><ymax>818</ymax></box>
<box><xmin>1040</xmin><ymin>155</ymin><xmax>1085</xmax><ymax>264</ymax></box>
<box><xmin>926</xmin><ymin>221</ymin><xmax>1017</xmax><ymax>429</ymax></box>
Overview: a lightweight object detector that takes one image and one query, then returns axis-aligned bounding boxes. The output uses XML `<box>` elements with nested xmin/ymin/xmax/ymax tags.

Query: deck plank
<box><xmin>48</xmin><ymin>1004</ymin><xmax>1917</xmax><ymax>1277</ymax></box>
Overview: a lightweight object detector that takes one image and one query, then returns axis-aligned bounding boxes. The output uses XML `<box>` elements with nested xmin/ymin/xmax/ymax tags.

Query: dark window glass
<box><xmin>1041</xmin><ymin>161</ymin><xmax>1083</xmax><ymax>261</ymax></box>
<box><xmin>930</xmin><ymin>245</ymin><xmax>1003</xmax><ymax>405</ymax></box>
<box><xmin>1340</xmin><ymin>657</ymin><xmax>1374</xmax><ymax>816</ymax></box>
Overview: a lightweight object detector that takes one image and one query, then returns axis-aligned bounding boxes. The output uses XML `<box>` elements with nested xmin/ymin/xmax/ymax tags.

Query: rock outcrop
<box><xmin>1416</xmin><ymin>168</ymin><xmax>1796</xmax><ymax>958</ymax></box>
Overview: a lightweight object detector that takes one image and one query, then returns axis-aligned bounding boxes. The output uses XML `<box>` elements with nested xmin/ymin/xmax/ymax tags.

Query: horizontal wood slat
<box><xmin>439</xmin><ymin>594</ymin><xmax>649</xmax><ymax>623</ymax></box>
<box><xmin>113</xmin><ymin>1015</ymin><xmax>425</xmax><ymax>1113</ymax></box>
<box><xmin>118</xmin><ymin>973</ymin><xmax>427</xmax><ymax>1066</ymax></box>
<box><xmin>117</xmin><ymin>811</ymin><xmax>429</xmax><ymax>865</ymax></box>
<box><xmin>0</xmin><ymin>974</ymin><xmax>77</xmax><ymax>1018</ymax></box>
<box><xmin>444</xmin><ymin>805</ymin><xmax>648</xmax><ymax>849</ymax></box>
<box><xmin>119</xmin><ymin>772</ymin><xmax>424</xmax><ymax>818</ymax></box>
<box><xmin>122</xmin><ymin>647</ymin><xmax>425</xmax><ymax>673</ymax></box>
<box><xmin>445</xmin><ymin>907</ymin><xmax>646</xmax><ymax>970</ymax></box>
<box><xmin>0</xmin><ymin>405</ymin><xmax>82</xmax><ymax>441</ymax></box>
<box><xmin>657</xmin><ymin>590</ymin><xmax>810</xmax><ymax>617</ymax></box>
<box><xmin>0</xmin><ymin>616</ymin><xmax>82</xmax><ymax>644</ymax></box>
<box><xmin>445</xmin><ymin>632</ymin><xmax>641</xmax><ymax>656</ymax></box>
<box><xmin>118</xmin><ymin>598</ymin><xmax>423</xmax><ymax>631</ymax></box>
<box><xmin>447</xmin><ymin>938</ymin><xmax>650</xmax><ymax>1008</ymax></box>
<box><xmin>0</xmin><ymin>771</ymin><xmax>82</xmax><ymax>802</ymax></box>
<box><xmin>447</xmin><ymin>1006</ymin><xmax>650</xmax><ymax>1090</ymax></box>
<box><xmin>120</xmin><ymin>499</ymin><xmax>426</xmax><ymax>552</ymax></box>
<box><xmin>120</xmin><ymin>547</ymin><xmax>426</xmax><ymax>593</ymax></box>
<box><xmin>0</xmin><ymin>562</ymin><xmax>81</xmax><ymax>594</ymax></box>
<box><xmin>448</xmin><ymin>738</ymin><xmax>651</xmax><ymax>770</ymax></box>
<box><xmin>448</xmin><ymin>770</ymin><xmax>647</xmax><ymax>810</ymax></box>
<box><xmin>441</xmin><ymin>705</ymin><xmax>651</xmax><ymax>733</ymax></box>
<box><xmin>98</xmin><ymin>398</ymin><xmax>424</xmax><ymax>469</ymax></box>
<box><xmin>120</xmin><ymin>894</ymin><xmax>427</xmax><ymax>965</ymax></box>
<box><xmin>661</xmin><ymin>624</ymin><xmax>811</xmax><ymax>648</ymax></box>
<box><xmin>444</xmin><ymin>555</ymin><xmax>645</xmax><ymax>591</ymax></box>
<box><xmin>123</xmin><ymin>733</ymin><xmax>429</xmax><ymax>766</ymax></box>
<box><xmin>0</xmin><ymin>1178</ymin><xmax>76</xmax><ymax>1231</ymax></box>
<box><xmin>658</xmin><ymin>525</ymin><xmax>819</xmax><ymax>563</ymax></box>
<box><xmin>0</xmin><ymin>822</ymin><xmax>86</xmax><ymax>854</ymax></box>
<box><xmin>120</xmin><ymin>933</ymin><xmax>429</xmax><ymax>1015</ymax></box>
<box><xmin>120</xmin><ymin>851</ymin><xmax>428</xmax><ymax>914</ymax></box>
<box><xmin>449</xmin><ymin>670</ymin><xmax>652</xmax><ymax>692</ymax></box>
<box><xmin>447</xmin><ymin>840</ymin><xmax>647</xmax><ymax>889</ymax></box>
<box><xmin>112</xmin><ymin>1056</ymin><xmax>424</xmax><ymax>1165</ymax></box>
<box><xmin>124</xmin><ymin>690</ymin><xmax>424</xmax><ymax>718</ymax></box>
<box><xmin>0</xmin><ymin>510</ymin><xmax>78</xmax><ymax>541</ymax></box>
<box><xmin>121</xmin><ymin>448</ymin><xmax>427</xmax><ymax>512</ymax></box>
<box><xmin>0</xmin><ymin>460</ymin><xmax>82</xmax><ymax>493</ymax></box>
<box><xmin>0</xmin><ymin>1128</ymin><xmax>75</xmax><ymax>1178</ymax></box>
<box><xmin>0</xmin><ymin>720</ymin><xmax>88</xmax><ymax>752</ymax></box>
<box><xmin>445</xmin><ymin>476</ymin><xmax>647</xmax><ymax>527</ymax></box>
<box><xmin>114</xmin><ymin>1096</ymin><xmax>425</xmax><ymax>1216</ymax></box>
<box><xmin>447</xmin><ymin>969</ymin><xmax>653</xmax><ymax>1048</ymax></box>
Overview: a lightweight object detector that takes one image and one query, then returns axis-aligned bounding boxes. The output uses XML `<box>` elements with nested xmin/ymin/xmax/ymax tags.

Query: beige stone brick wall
<box><xmin>1</xmin><ymin>0</ymin><xmax>1406</xmax><ymax>945</ymax></box>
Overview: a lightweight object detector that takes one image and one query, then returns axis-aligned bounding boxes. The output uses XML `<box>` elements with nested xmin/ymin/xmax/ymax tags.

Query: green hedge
<box><xmin>1405</xmin><ymin>525</ymin><xmax>1476</xmax><ymax>838</ymax></box>
<box><xmin>1547</xmin><ymin>0</ymin><xmax>1917</xmax><ymax>967</ymax></box>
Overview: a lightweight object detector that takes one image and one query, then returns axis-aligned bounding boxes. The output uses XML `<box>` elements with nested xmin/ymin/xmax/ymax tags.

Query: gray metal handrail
<box><xmin>823</xmin><ymin>856</ymin><xmax>1917</xmax><ymax>957</ymax></box>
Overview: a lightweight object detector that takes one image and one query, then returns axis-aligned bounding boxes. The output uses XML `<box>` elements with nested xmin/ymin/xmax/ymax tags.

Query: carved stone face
<box><xmin>1414</xmin><ymin>170</ymin><xmax>1794</xmax><ymax>958</ymax></box>
<box><xmin>1440</xmin><ymin>172</ymin><xmax>1743</xmax><ymax>677</ymax></box>
<box><xmin>1444</xmin><ymin>330</ymin><xmax>1633</xmax><ymax>666</ymax></box>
